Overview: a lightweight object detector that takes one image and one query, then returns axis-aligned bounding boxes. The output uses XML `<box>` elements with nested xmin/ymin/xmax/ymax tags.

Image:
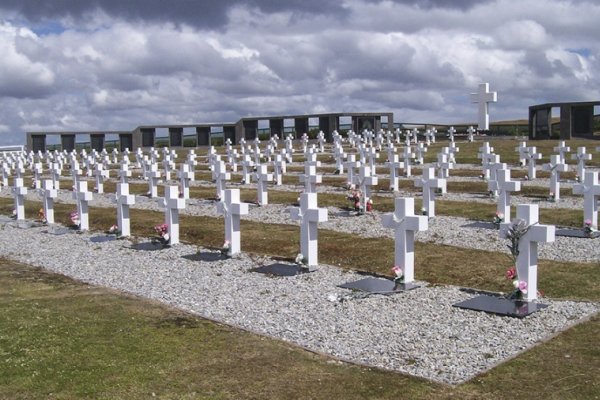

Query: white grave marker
<box><xmin>381</xmin><ymin>197</ymin><xmax>428</xmax><ymax>283</ymax></box>
<box><xmin>470</xmin><ymin>82</ymin><xmax>497</xmax><ymax>130</ymax></box>
<box><xmin>573</xmin><ymin>171</ymin><xmax>600</xmax><ymax>229</ymax></box>
<box><xmin>116</xmin><ymin>182</ymin><xmax>135</xmax><ymax>237</ymax></box>
<box><xmin>288</xmin><ymin>192</ymin><xmax>328</xmax><ymax>267</ymax></box>
<box><xmin>217</xmin><ymin>188</ymin><xmax>249</xmax><ymax>256</ymax></box>
<box><xmin>414</xmin><ymin>167</ymin><xmax>445</xmax><ymax>217</ymax></box>
<box><xmin>160</xmin><ymin>185</ymin><xmax>186</xmax><ymax>245</ymax></box>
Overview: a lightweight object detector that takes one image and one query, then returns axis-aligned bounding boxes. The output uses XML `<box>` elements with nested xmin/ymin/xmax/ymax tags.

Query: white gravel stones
<box><xmin>0</xmin><ymin>222</ymin><xmax>597</xmax><ymax>385</ymax></box>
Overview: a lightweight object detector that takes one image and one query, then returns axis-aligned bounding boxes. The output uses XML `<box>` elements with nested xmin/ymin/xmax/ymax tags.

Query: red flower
<box><xmin>505</xmin><ymin>267</ymin><xmax>516</xmax><ymax>280</ymax></box>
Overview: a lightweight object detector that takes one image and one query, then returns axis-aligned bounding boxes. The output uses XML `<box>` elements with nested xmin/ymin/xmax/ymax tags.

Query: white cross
<box><xmin>477</xmin><ymin>142</ymin><xmax>495</xmax><ymax>180</ymax></box>
<box><xmin>495</xmin><ymin>168</ymin><xmax>521</xmax><ymax>221</ymax></box>
<box><xmin>300</xmin><ymin>163</ymin><xmax>322</xmax><ymax>194</ymax></box>
<box><xmin>573</xmin><ymin>171</ymin><xmax>600</xmax><ymax>229</ymax></box>
<box><xmin>524</xmin><ymin>147</ymin><xmax>542</xmax><ymax>180</ymax></box>
<box><xmin>415</xmin><ymin>167</ymin><xmax>446</xmax><ymax>217</ymax></box>
<box><xmin>160</xmin><ymin>185</ymin><xmax>186</xmax><ymax>245</ymax></box>
<box><xmin>116</xmin><ymin>182</ymin><xmax>135</xmax><ymax>237</ymax></box>
<box><xmin>288</xmin><ymin>192</ymin><xmax>328</xmax><ymax>267</ymax></box>
<box><xmin>447</xmin><ymin>126</ymin><xmax>456</xmax><ymax>142</ymax></box>
<box><xmin>240</xmin><ymin>155</ymin><xmax>254</xmax><ymax>184</ymax></box>
<box><xmin>12</xmin><ymin>177</ymin><xmax>27</xmax><ymax>220</ymax></box>
<box><xmin>186</xmin><ymin>150</ymin><xmax>198</xmax><ymax>171</ymax></box>
<box><xmin>162</xmin><ymin>155</ymin><xmax>175</xmax><ymax>181</ymax></box>
<box><xmin>177</xmin><ymin>163</ymin><xmax>195</xmax><ymax>200</ymax></box>
<box><xmin>41</xmin><ymin>179</ymin><xmax>57</xmax><ymax>224</ymax></box>
<box><xmin>253</xmin><ymin>164</ymin><xmax>273</xmax><ymax>205</ymax></box>
<box><xmin>436</xmin><ymin>148</ymin><xmax>453</xmax><ymax>184</ymax></box>
<box><xmin>214</xmin><ymin>160</ymin><xmax>230</xmax><ymax>201</ymax></box>
<box><xmin>354</xmin><ymin>165</ymin><xmax>378</xmax><ymax>211</ymax></box>
<box><xmin>543</xmin><ymin>154</ymin><xmax>568</xmax><ymax>201</ymax></box>
<box><xmin>144</xmin><ymin>162</ymin><xmax>161</xmax><ymax>198</ymax></box>
<box><xmin>571</xmin><ymin>147</ymin><xmax>592</xmax><ymax>181</ymax></box>
<box><xmin>470</xmin><ymin>82</ymin><xmax>497</xmax><ymax>130</ymax></box>
<box><xmin>424</xmin><ymin>129</ymin><xmax>431</xmax><ymax>146</ymax></box>
<box><xmin>94</xmin><ymin>164</ymin><xmax>109</xmax><ymax>193</ymax></box>
<box><xmin>272</xmin><ymin>154</ymin><xmax>286</xmax><ymax>185</ymax></box>
<box><xmin>51</xmin><ymin>162</ymin><xmax>61</xmax><ymax>190</ymax></box>
<box><xmin>72</xmin><ymin>180</ymin><xmax>93</xmax><ymax>231</ymax></box>
<box><xmin>70</xmin><ymin>159</ymin><xmax>82</xmax><ymax>189</ymax></box>
<box><xmin>304</xmin><ymin>147</ymin><xmax>321</xmax><ymax>168</ymax></box>
<box><xmin>344</xmin><ymin>154</ymin><xmax>361</xmax><ymax>186</ymax></box>
<box><xmin>217</xmin><ymin>188</ymin><xmax>249</xmax><ymax>256</ymax></box>
<box><xmin>386</xmin><ymin>154</ymin><xmax>405</xmax><ymax>192</ymax></box>
<box><xmin>118</xmin><ymin>161</ymin><xmax>132</xmax><ymax>184</ymax></box>
<box><xmin>414</xmin><ymin>143</ymin><xmax>427</xmax><ymax>165</ymax></box>
<box><xmin>515</xmin><ymin>141</ymin><xmax>528</xmax><ymax>167</ymax></box>
<box><xmin>500</xmin><ymin>204</ymin><xmax>554</xmax><ymax>302</ymax></box>
<box><xmin>553</xmin><ymin>141</ymin><xmax>570</xmax><ymax>164</ymax></box>
<box><xmin>466</xmin><ymin>126</ymin><xmax>476</xmax><ymax>142</ymax></box>
<box><xmin>447</xmin><ymin>142</ymin><xmax>459</xmax><ymax>164</ymax></box>
<box><xmin>381</xmin><ymin>197</ymin><xmax>428</xmax><ymax>283</ymax></box>
<box><xmin>32</xmin><ymin>162</ymin><xmax>43</xmax><ymax>189</ymax></box>
<box><xmin>402</xmin><ymin>145</ymin><xmax>415</xmax><ymax>177</ymax></box>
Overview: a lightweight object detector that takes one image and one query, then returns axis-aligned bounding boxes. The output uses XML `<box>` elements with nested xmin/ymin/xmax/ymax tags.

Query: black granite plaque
<box><xmin>90</xmin><ymin>235</ymin><xmax>117</xmax><ymax>243</ymax></box>
<box><xmin>453</xmin><ymin>295</ymin><xmax>548</xmax><ymax>318</ymax></box>
<box><xmin>43</xmin><ymin>226</ymin><xmax>73</xmax><ymax>236</ymax></box>
<box><xmin>183</xmin><ymin>252</ymin><xmax>227</xmax><ymax>262</ymax></box>
<box><xmin>338</xmin><ymin>277</ymin><xmax>420</xmax><ymax>294</ymax></box>
<box><xmin>251</xmin><ymin>263</ymin><xmax>311</xmax><ymax>277</ymax></box>
<box><xmin>130</xmin><ymin>242</ymin><xmax>167</xmax><ymax>251</ymax></box>
<box><xmin>462</xmin><ymin>221</ymin><xmax>497</xmax><ymax>230</ymax></box>
<box><xmin>555</xmin><ymin>228</ymin><xmax>599</xmax><ymax>239</ymax></box>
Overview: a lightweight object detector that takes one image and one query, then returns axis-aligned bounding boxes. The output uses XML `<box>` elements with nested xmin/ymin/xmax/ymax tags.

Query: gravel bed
<box><xmin>3</xmin><ymin>180</ymin><xmax>597</xmax><ymax>263</ymax></box>
<box><xmin>0</xmin><ymin>221</ymin><xmax>597</xmax><ymax>385</ymax></box>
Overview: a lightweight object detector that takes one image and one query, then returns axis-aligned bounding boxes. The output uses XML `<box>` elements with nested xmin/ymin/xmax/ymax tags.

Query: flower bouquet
<box><xmin>505</xmin><ymin>266</ymin><xmax>528</xmax><ymax>300</ymax></box>
<box><xmin>37</xmin><ymin>208</ymin><xmax>47</xmax><ymax>224</ymax></box>
<box><xmin>391</xmin><ymin>265</ymin><xmax>404</xmax><ymax>284</ymax></box>
<box><xmin>106</xmin><ymin>224</ymin><xmax>121</xmax><ymax>237</ymax></box>
<box><xmin>69</xmin><ymin>210</ymin><xmax>80</xmax><ymax>227</ymax></box>
<box><xmin>295</xmin><ymin>253</ymin><xmax>308</xmax><ymax>268</ymax></box>
<box><xmin>583</xmin><ymin>219</ymin><xmax>596</xmax><ymax>238</ymax></box>
<box><xmin>153</xmin><ymin>223</ymin><xmax>170</xmax><ymax>245</ymax></box>
<box><xmin>221</xmin><ymin>240</ymin><xmax>231</xmax><ymax>257</ymax></box>
<box><xmin>492</xmin><ymin>211</ymin><xmax>504</xmax><ymax>229</ymax></box>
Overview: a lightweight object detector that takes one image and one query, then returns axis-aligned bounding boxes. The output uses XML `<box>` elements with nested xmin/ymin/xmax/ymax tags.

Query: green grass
<box><xmin>1</xmin><ymin>259</ymin><xmax>599</xmax><ymax>399</ymax></box>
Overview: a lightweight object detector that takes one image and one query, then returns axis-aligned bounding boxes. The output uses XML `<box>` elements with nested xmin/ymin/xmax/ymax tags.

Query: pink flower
<box><xmin>391</xmin><ymin>266</ymin><xmax>403</xmax><ymax>276</ymax></box>
<box><xmin>505</xmin><ymin>267</ymin><xmax>516</xmax><ymax>280</ymax></box>
<box><xmin>517</xmin><ymin>281</ymin><xmax>528</xmax><ymax>294</ymax></box>
<box><xmin>584</xmin><ymin>219</ymin><xmax>592</xmax><ymax>227</ymax></box>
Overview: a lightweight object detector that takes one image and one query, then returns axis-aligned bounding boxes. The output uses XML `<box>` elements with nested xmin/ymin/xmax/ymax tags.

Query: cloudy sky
<box><xmin>0</xmin><ymin>0</ymin><xmax>598</xmax><ymax>144</ymax></box>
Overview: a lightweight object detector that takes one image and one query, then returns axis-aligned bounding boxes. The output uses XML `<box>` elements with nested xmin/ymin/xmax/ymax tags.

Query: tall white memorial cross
<box><xmin>94</xmin><ymin>164</ymin><xmax>109</xmax><ymax>194</ymax></box>
<box><xmin>253</xmin><ymin>164</ymin><xmax>273</xmax><ymax>205</ymax></box>
<box><xmin>500</xmin><ymin>204</ymin><xmax>555</xmax><ymax>302</ymax></box>
<box><xmin>495</xmin><ymin>168</ymin><xmax>521</xmax><ymax>221</ymax></box>
<box><xmin>41</xmin><ymin>179</ymin><xmax>57</xmax><ymax>224</ymax></box>
<box><xmin>573</xmin><ymin>171</ymin><xmax>600</xmax><ymax>229</ymax></box>
<box><xmin>145</xmin><ymin>162</ymin><xmax>161</xmax><ymax>198</ymax></box>
<box><xmin>470</xmin><ymin>82</ymin><xmax>497</xmax><ymax>130</ymax></box>
<box><xmin>553</xmin><ymin>141</ymin><xmax>570</xmax><ymax>164</ymax></box>
<box><xmin>524</xmin><ymin>147</ymin><xmax>542</xmax><ymax>180</ymax></box>
<box><xmin>13</xmin><ymin>177</ymin><xmax>28</xmax><ymax>220</ymax></box>
<box><xmin>543</xmin><ymin>155</ymin><xmax>568</xmax><ymax>201</ymax></box>
<box><xmin>414</xmin><ymin>167</ymin><xmax>446</xmax><ymax>217</ymax></box>
<box><xmin>160</xmin><ymin>185</ymin><xmax>186</xmax><ymax>245</ymax></box>
<box><xmin>116</xmin><ymin>182</ymin><xmax>136</xmax><ymax>237</ymax></box>
<box><xmin>73</xmin><ymin>181</ymin><xmax>93</xmax><ymax>231</ymax></box>
<box><xmin>515</xmin><ymin>141</ymin><xmax>528</xmax><ymax>167</ymax></box>
<box><xmin>571</xmin><ymin>147</ymin><xmax>592</xmax><ymax>181</ymax></box>
<box><xmin>386</xmin><ymin>155</ymin><xmax>405</xmax><ymax>192</ymax></box>
<box><xmin>217</xmin><ymin>188</ymin><xmax>249</xmax><ymax>256</ymax></box>
<box><xmin>288</xmin><ymin>192</ymin><xmax>328</xmax><ymax>267</ymax></box>
<box><xmin>381</xmin><ymin>197</ymin><xmax>428</xmax><ymax>284</ymax></box>
<box><xmin>299</xmin><ymin>163</ymin><xmax>322</xmax><ymax>194</ymax></box>
<box><xmin>177</xmin><ymin>163</ymin><xmax>195</xmax><ymax>200</ymax></box>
